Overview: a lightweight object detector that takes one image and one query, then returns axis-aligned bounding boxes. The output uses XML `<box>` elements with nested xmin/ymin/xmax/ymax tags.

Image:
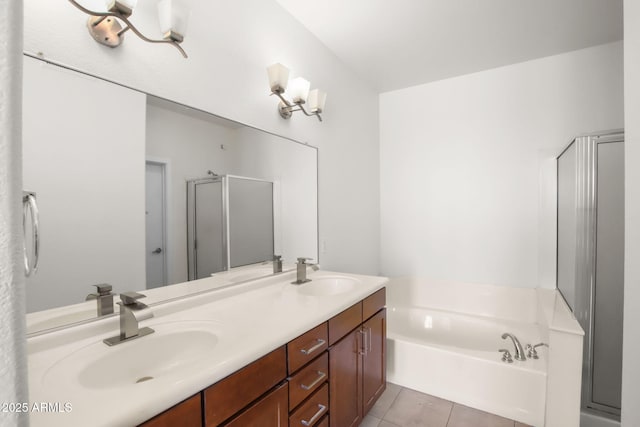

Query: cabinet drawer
<box><xmin>224</xmin><ymin>382</ymin><xmax>288</xmax><ymax>427</ymax></box>
<box><xmin>204</xmin><ymin>346</ymin><xmax>286</xmax><ymax>426</ymax></box>
<box><xmin>288</xmin><ymin>322</ymin><xmax>328</xmax><ymax>374</ymax></box>
<box><xmin>289</xmin><ymin>383</ymin><xmax>329</xmax><ymax>427</ymax></box>
<box><xmin>139</xmin><ymin>393</ymin><xmax>202</xmax><ymax>427</ymax></box>
<box><xmin>328</xmin><ymin>302</ymin><xmax>362</xmax><ymax>345</ymax></box>
<box><xmin>289</xmin><ymin>352</ymin><xmax>328</xmax><ymax>410</ymax></box>
<box><xmin>363</xmin><ymin>287</ymin><xmax>386</xmax><ymax>321</ymax></box>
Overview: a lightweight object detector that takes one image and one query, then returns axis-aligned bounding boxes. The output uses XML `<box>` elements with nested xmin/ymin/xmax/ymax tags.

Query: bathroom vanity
<box><xmin>27</xmin><ymin>270</ymin><xmax>387</xmax><ymax>426</ymax></box>
<box><xmin>143</xmin><ymin>287</ymin><xmax>385</xmax><ymax>427</ymax></box>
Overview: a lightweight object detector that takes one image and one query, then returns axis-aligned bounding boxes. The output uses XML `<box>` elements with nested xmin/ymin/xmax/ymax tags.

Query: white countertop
<box><xmin>27</xmin><ymin>269</ymin><xmax>387</xmax><ymax>426</ymax></box>
<box><xmin>26</xmin><ymin>261</ymin><xmax>295</xmax><ymax>335</ymax></box>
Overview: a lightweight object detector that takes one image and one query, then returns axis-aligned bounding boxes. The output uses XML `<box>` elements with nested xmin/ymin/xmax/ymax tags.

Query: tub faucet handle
<box><xmin>498</xmin><ymin>349</ymin><xmax>513</xmax><ymax>363</ymax></box>
<box><xmin>528</xmin><ymin>343</ymin><xmax>548</xmax><ymax>359</ymax></box>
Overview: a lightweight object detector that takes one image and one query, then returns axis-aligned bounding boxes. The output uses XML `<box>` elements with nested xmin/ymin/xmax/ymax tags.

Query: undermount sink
<box><xmin>297</xmin><ymin>276</ymin><xmax>360</xmax><ymax>296</ymax></box>
<box><xmin>42</xmin><ymin>321</ymin><xmax>219</xmax><ymax>389</ymax></box>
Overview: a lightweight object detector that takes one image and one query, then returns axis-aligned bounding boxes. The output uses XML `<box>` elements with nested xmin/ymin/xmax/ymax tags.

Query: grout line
<box><xmin>445</xmin><ymin>402</ymin><xmax>454</xmax><ymax>427</ymax></box>
<box><xmin>381</xmin><ymin>385</ymin><xmax>404</xmax><ymax>421</ymax></box>
<box><xmin>391</xmin><ymin>384</ymin><xmax>523</xmax><ymax>427</ymax></box>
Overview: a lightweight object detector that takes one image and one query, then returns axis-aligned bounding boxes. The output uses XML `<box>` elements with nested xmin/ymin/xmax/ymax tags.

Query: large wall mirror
<box><xmin>23</xmin><ymin>56</ymin><xmax>318</xmax><ymax>333</ymax></box>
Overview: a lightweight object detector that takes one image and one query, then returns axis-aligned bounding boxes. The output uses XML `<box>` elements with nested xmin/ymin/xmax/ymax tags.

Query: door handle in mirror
<box><xmin>152</xmin><ymin>248</ymin><xmax>162</xmax><ymax>254</ymax></box>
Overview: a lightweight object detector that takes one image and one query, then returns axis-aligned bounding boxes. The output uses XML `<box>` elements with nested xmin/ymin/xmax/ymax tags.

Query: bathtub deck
<box><xmin>363</xmin><ymin>383</ymin><xmax>532</xmax><ymax>427</ymax></box>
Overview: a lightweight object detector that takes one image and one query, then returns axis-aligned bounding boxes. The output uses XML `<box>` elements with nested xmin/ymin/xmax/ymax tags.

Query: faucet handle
<box><xmin>528</xmin><ymin>343</ymin><xmax>548</xmax><ymax>360</ymax></box>
<box><xmin>93</xmin><ymin>283</ymin><xmax>113</xmax><ymax>295</ymax></box>
<box><xmin>274</xmin><ymin>254</ymin><xmax>282</xmax><ymax>261</ymax></box>
<box><xmin>498</xmin><ymin>349</ymin><xmax>513</xmax><ymax>363</ymax></box>
<box><xmin>525</xmin><ymin>343</ymin><xmax>534</xmax><ymax>358</ymax></box>
<box><xmin>297</xmin><ymin>257</ymin><xmax>314</xmax><ymax>264</ymax></box>
<box><xmin>120</xmin><ymin>292</ymin><xmax>147</xmax><ymax>305</ymax></box>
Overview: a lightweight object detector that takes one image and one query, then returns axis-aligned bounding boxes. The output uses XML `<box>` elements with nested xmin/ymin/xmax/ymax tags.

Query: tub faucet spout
<box><xmin>501</xmin><ymin>333</ymin><xmax>526</xmax><ymax>361</ymax></box>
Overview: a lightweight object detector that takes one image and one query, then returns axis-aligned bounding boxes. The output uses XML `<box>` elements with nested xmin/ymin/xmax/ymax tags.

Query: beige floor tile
<box><xmin>369</xmin><ymin>382</ymin><xmax>403</xmax><ymax>418</ymax></box>
<box><xmin>379</xmin><ymin>421</ymin><xmax>402</xmax><ymax>427</ymax></box>
<box><xmin>383</xmin><ymin>387</ymin><xmax>452</xmax><ymax>427</ymax></box>
<box><xmin>447</xmin><ymin>403</ymin><xmax>514</xmax><ymax>427</ymax></box>
<box><xmin>361</xmin><ymin>414</ymin><xmax>382</xmax><ymax>427</ymax></box>
<box><xmin>514</xmin><ymin>423</ymin><xmax>532</xmax><ymax>427</ymax></box>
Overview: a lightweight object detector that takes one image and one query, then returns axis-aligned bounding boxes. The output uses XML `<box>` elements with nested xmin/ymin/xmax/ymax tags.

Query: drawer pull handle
<box><xmin>301</xmin><ymin>403</ymin><xmax>327</xmax><ymax>426</ymax></box>
<box><xmin>359</xmin><ymin>329</ymin><xmax>366</xmax><ymax>355</ymax></box>
<box><xmin>300</xmin><ymin>338</ymin><xmax>326</xmax><ymax>355</ymax></box>
<box><xmin>300</xmin><ymin>370</ymin><xmax>327</xmax><ymax>391</ymax></box>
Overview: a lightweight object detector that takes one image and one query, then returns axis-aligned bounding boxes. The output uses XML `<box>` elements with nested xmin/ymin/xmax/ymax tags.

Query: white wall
<box><xmin>622</xmin><ymin>1</ymin><xmax>640</xmax><ymax>424</ymax></box>
<box><xmin>23</xmin><ymin>0</ymin><xmax>380</xmax><ymax>276</ymax></box>
<box><xmin>0</xmin><ymin>0</ymin><xmax>28</xmax><ymax>424</ymax></box>
<box><xmin>380</xmin><ymin>42</ymin><xmax>623</xmax><ymax>288</ymax></box>
<box><xmin>23</xmin><ymin>57</ymin><xmax>147</xmax><ymax>311</ymax></box>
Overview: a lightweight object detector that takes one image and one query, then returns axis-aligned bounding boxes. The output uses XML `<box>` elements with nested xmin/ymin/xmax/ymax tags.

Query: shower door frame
<box><xmin>186</xmin><ymin>175</ymin><xmax>227</xmax><ymax>281</ymax></box>
<box><xmin>556</xmin><ymin>129</ymin><xmax>624</xmax><ymax>419</ymax></box>
<box><xmin>186</xmin><ymin>174</ymin><xmax>276</xmax><ymax>280</ymax></box>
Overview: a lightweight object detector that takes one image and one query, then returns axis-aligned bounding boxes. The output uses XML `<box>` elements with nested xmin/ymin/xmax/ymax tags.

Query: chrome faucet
<box><xmin>273</xmin><ymin>254</ymin><xmax>283</xmax><ymax>273</ymax></box>
<box><xmin>85</xmin><ymin>283</ymin><xmax>114</xmax><ymax>316</ymax></box>
<box><xmin>103</xmin><ymin>292</ymin><xmax>154</xmax><ymax>346</ymax></box>
<box><xmin>501</xmin><ymin>333</ymin><xmax>526</xmax><ymax>361</ymax></box>
<box><xmin>292</xmin><ymin>257</ymin><xmax>319</xmax><ymax>284</ymax></box>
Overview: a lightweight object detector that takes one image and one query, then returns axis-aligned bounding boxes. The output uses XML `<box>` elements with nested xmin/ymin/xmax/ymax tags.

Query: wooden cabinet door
<box><xmin>363</xmin><ymin>308</ymin><xmax>386</xmax><ymax>415</ymax></box>
<box><xmin>329</xmin><ymin>328</ymin><xmax>362</xmax><ymax>427</ymax></box>
<box><xmin>139</xmin><ymin>393</ymin><xmax>202</xmax><ymax>427</ymax></box>
<box><xmin>224</xmin><ymin>382</ymin><xmax>288</xmax><ymax>427</ymax></box>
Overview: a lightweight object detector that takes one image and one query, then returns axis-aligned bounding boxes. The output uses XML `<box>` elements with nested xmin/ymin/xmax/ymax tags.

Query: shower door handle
<box><xmin>152</xmin><ymin>248</ymin><xmax>162</xmax><ymax>254</ymax></box>
<box><xmin>23</xmin><ymin>191</ymin><xmax>40</xmax><ymax>277</ymax></box>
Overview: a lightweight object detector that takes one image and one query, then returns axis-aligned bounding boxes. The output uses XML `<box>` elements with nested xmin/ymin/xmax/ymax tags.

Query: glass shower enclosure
<box><xmin>557</xmin><ymin>131</ymin><xmax>624</xmax><ymax>420</ymax></box>
<box><xmin>186</xmin><ymin>174</ymin><xmax>274</xmax><ymax>280</ymax></box>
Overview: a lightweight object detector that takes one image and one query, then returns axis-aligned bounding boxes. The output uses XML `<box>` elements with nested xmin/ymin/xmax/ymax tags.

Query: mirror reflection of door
<box><xmin>194</xmin><ymin>179</ymin><xmax>226</xmax><ymax>279</ymax></box>
<box><xmin>145</xmin><ymin>162</ymin><xmax>167</xmax><ymax>288</ymax></box>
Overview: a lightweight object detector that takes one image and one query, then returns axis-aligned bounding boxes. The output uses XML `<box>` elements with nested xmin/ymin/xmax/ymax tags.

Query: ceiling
<box><xmin>275</xmin><ymin>0</ymin><xmax>623</xmax><ymax>93</ymax></box>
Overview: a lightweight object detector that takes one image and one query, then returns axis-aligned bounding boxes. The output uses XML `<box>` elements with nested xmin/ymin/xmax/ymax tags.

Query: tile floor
<box><xmin>363</xmin><ymin>383</ymin><xmax>532</xmax><ymax>427</ymax></box>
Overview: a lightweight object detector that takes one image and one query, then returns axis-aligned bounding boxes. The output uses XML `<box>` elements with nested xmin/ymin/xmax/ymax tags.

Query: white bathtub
<box><xmin>386</xmin><ymin>277</ymin><xmax>584</xmax><ymax>427</ymax></box>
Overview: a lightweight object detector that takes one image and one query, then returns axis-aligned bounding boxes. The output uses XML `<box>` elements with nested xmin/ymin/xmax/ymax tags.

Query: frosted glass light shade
<box><xmin>289</xmin><ymin>77</ymin><xmax>310</xmax><ymax>104</ymax></box>
<box><xmin>158</xmin><ymin>0</ymin><xmax>190</xmax><ymax>39</ymax></box>
<box><xmin>267</xmin><ymin>63</ymin><xmax>290</xmax><ymax>93</ymax></box>
<box><xmin>307</xmin><ymin>89</ymin><xmax>327</xmax><ymax>113</ymax></box>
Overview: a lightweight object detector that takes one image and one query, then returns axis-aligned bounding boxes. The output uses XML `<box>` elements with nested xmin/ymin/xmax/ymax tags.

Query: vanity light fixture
<box><xmin>267</xmin><ymin>63</ymin><xmax>327</xmax><ymax>122</ymax></box>
<box><xmin>67</xmin><ymin>0</ymin><xmax>190</xmax><ymax>58</ymax></box>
